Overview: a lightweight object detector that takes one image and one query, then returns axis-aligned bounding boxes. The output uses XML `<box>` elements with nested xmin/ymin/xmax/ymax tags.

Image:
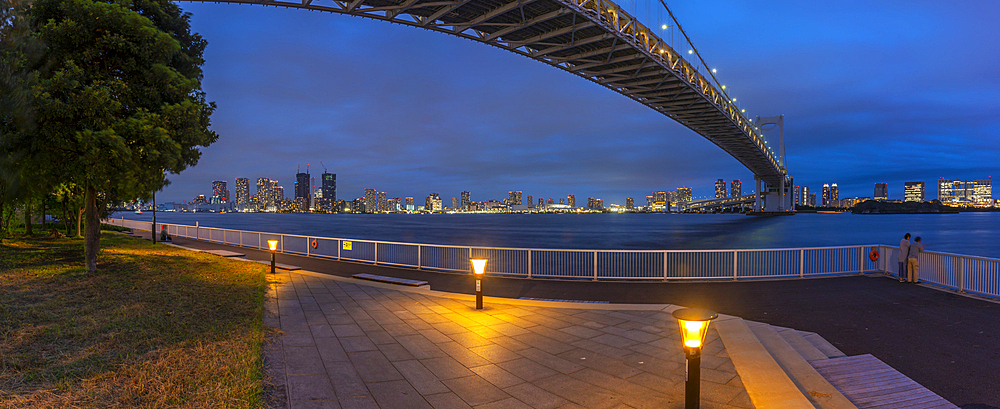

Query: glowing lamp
<box><xmin>672</xmin><ymin>308</ymin><xmax>718</xmax><ymax>409</ymax></box>
<box><xmin>268</xmin><ymin>239</ymin><xmax>279</xmax><ymax>274</ymax></box>
<box><xmin>470</xmin><ymin>258</ymin><xmax>488</xmax><ymax>309</ymax></box>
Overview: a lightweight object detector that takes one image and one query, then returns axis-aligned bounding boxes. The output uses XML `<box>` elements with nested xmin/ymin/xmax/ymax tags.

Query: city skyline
<box><xmin>157</xmin><ymin>2</ymin><xmax>999</xmax><ymax>205</ymax></box>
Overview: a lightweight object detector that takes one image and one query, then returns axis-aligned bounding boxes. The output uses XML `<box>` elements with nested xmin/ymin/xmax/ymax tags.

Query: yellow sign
<box><xmin>342</xmin><ymin>241</ymin><xmax>352</xmax><ymax>251</ymax></box>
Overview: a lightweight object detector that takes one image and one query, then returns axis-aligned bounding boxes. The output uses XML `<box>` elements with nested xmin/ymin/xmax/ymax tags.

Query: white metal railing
<box><xmin>104</xmin><ymin>218</ymin><xmax>1000</xmax><ymax>298</ymax></box>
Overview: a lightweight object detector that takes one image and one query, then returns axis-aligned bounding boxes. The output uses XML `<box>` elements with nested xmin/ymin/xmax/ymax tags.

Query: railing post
<box><xmin>593</xmin><ymin>251</ymin><xmax>598</xmax><ymax>281</ymax></box>
<box><xmin>799</xmin><ymin>249</ymin><xmax>804</xmax><ymax>278</ymax></box>
<box><xmin>859</xmin><ymin>246</ymin><xmax>864</xmax><ymax>275</ymax></box>
<box><xmin>374</xmin><ymin>242</ymin><xmax>378</xmax><ymax>265</ymax></box>
<box><xmin>528</xmin><ymin>250</ymin><xmax>532</xmax><ymax>278</ymax></box>
<box><xmin>258</xmin><ymin>232</ymin><xmax>261</xmax><ymax>249</ymax></box>
<box><xmin>196</xmin><ymin>221</ymin><xmax>199</xmax><ymax>240</ymax></box>
<box><xmin>733</xmin><ymin>250</ymin><xmax>738</xmax><ymax>281</ymax></box>
<box><xmin>417</xmin><ymin>244</ymin><xmax>421</xmax><ymax>269</ymax></box>
<box><xmin>280</xmin><ymin>235</ymin><xmax>284</xmax><ymax>253</ymax></box>
<box><xmin>663</xmin><ymin>251</ymin><xmax>668</xmax><ymax>282</ymax></box>
<box><xmin>338</xmin><ymin>240</ymin><xmax>342</xmax><ymax>260</ymax></box>
<box><xmin>959</xmin><ymin>257</ymin><xmax>965</xmax><ymax>293</ymax></box>
<box><xmin>307</xmin><ymin>237</ymin><xmax>311</xmax><ymax>257</ymax></box>
<box><xmin>240</xmin><ymin>230</ymin><xmax>243</xmax><ymax>247</ymax></box>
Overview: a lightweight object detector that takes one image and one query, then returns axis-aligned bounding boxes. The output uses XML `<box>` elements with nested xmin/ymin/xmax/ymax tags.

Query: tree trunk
<box><xmin>76</xmin><ymin>207</ymin><xmax>84</xmax><ymax>238</ymax></box>
<box><xmin>84</xmin><ymin>187</ymin><xmax>100</xmax><ymax>272</ymax></box>
<box><xmin>62</xmin><ymin>200</ymin><xmax>71</xmax><ymax>236</ymax></box>
<box><xmin>151</xmin><ymin>191</ymin><xmax>156</xmax><ymax>244</ymax></box>
<box><xmin>24</xmin><ymin>202</ymin><xmax>32</xmax><ymax>236</ymax></box>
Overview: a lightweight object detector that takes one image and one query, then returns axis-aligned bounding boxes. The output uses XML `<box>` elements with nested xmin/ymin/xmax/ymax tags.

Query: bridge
<box><xmin>683</xmin><ymin>194</ymin><xmax>757</xmax><ymax>213</ymax></box>
<box><xmin>190</xmin><ymin>0</ymin><xmax>794</xmax><ymax>211</ymax></box>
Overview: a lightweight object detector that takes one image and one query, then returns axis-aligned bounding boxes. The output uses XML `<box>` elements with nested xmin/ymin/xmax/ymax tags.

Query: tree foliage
<box><xmin>3</xmin><ymin>0</ymin><xmax>216</xmax><ymax>269</ymax></box>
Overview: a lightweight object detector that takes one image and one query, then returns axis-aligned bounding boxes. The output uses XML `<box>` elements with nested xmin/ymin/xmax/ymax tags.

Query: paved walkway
<box><xmin>263</xmin><ymin>270</ymin><xmax>751</xmax><ymax>409</ymax></box>
<box><xmin>140</xmin><ymin>233</ymin><xmax>1000</xmax><ymax>407</ymax></box>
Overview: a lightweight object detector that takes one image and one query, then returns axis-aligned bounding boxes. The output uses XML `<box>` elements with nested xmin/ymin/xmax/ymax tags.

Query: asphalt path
<box><xmin>144</xmin><ymin>233</ymin><xmax>999</xmax><ymax>408</ymax></box>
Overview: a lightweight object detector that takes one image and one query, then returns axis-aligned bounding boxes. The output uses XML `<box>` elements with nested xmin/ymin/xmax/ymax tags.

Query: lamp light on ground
<box><xmin>470</xmin><ymin>258</ymin><xmax>487</xmax><ymax>310</ymax></box>
<box><xmin>268</xmin><ymin>239</ymin><xmax>279</xmax><ymax>274</ymax></box>
<box><xmin>672</xmin><ymin>308</ymin><xmax>719</xmax><ymax>409</ymax></box>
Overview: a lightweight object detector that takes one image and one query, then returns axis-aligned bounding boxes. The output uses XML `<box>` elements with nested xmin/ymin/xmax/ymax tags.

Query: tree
<box><xmin>9</xmin><ymin>0</ymin><xmax>216</xmax><ymax>270</ymax></box>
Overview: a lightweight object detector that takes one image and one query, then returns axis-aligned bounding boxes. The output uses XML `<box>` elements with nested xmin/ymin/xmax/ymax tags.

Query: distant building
<box><xmin>567</xmin><ymin>195</ymin><xmax>575</xmax><ymax>208</ymax></box>
<box><xmin>715</xmin><ymin>179</ymin><xmax>727</xmax><ymax>199</ymax></box>
<box><xmin>675</xmin><ymin>187</ymin><xmax>692</xmax><ymax>205</ymax></box>
<box><xmin>462</xmin><ymin>191</ymin><xmax>471</xmax><ymax>210</ymax></box>
<box><xmin>547</xmin><ymin>198</ymin><xmax>554</xmax><ymax>205</ymax></box>
<box><xmin>904</xmin><ymin>182</ymin><xmax>925</xmax><ymax>202</ymax></box>
<box><xmin>821</xmin><ymin>183</ymin><xmax>838</xmax><ymax>207</ymax></box>
<box><xmin>587</xmin><ymin>197</ymin><xmax>603</xmax><ymax>210</ymax></box>
<box><xmin>426</xmin><ymin>193</ymin><xmax>442</xmax><ymax>212</ymax></box>
<box><xmin>559</xmin><ymin>198</ymin><xmax>564</xmax><ymax>205</ymax></box>
<box><xmin>808</xmin><ymin>193</ymin><xmax>817</xmax><ymax>207</ymax></box>
<box><xmin>538</xmin><ymin>198</ymin><xmax>544</xmax><ymax>206</ymax></box>
<box><xmin>525</xmin><ymin>195</ymin><xmax>532</xmax><ymax>208</ymax></box>
<box><xmin>731</xmin><ymin>180</ymin><xmax>741</xmax><ymax>198</ymax></box>
<box><xmin>377</xmin><ymin>192</ymin><xmax>387</xmax><ymax>212</ymax></box>
<box><xmin>800</xmin><ymin>186</ymin><xmax>809</xmax><ymax>206</ymax></box>
<box><xmin>212</xmin><ymin>180</ymin><xmax>229</xmax><ymax>204</ymax></box>
<box><xmin>653</xmin><ymin>191</ymin><xmax>667</xmax><ymax>204</ymax></box>
<box><xmin>452</xmin><ymin>197</ymin><xmax>460</xmax><ymax>209</ymax></box>
<box><xmin>646</xmin><ymin>195</ymin><xmax>654</xmax><ymax>208</ymax></box>
<box><xmin>364</xmin><ymin>188</ymin><xmax>376</xmax><ymax>213</ymax></box>
<box><xmin>295</xmin><ymin>171</ymin><xmax>310</xmax><ymax>208</ymax></box>
<box><xmin>321</xmin><ymin>173</ymin><xmax>336</xmax><ymax>204</ymax></box>
<box><xmin>389</xmin><ymin>197</ymin><xmax>400</xmax><ymax>212</ymax></box>
<box><xmin>508</xmin><ymin>191</ymin><xmax>522</xmax><ymax>205</ymax></box>
<box><xmin>405</xmin><ymin>197</ymin><xmax>414</xmax><ymax>211</ymax></box>
<box><xmin>626</xmin><ymin>198</ymin><xmax>634</xmax><ymax>209</ymax></box>
<box><xmin>793</xmin><ymin>185</ymin><xmax>800</xmax><ymax>206</ymax></box>
<box><xmin>874</xmin><ymin>183</ymin><xmax>888</xmax><ymax>201</ymax></box>
<box><xmin>972</xmin><ymin>179</ymin><xmax>992</xmax><ymax>203</ymax></box>
<box><xmin>235</xmin><ymin>178</ymin><xmax>250</xmax><ymax>206</ymax></box>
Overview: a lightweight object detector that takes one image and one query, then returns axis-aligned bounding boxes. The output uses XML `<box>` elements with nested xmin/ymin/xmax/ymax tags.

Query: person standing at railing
<box><xmin>898</xmin><ymin>233</ymin><xmax>911</xmax><ymax>283</ymax></box>
<box><xmin>908</xmin><ymin>237</ymin><xmax>924</xmax><ymax>284</ymax></box>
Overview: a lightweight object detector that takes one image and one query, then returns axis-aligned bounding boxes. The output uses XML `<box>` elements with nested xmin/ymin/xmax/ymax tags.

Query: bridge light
<box><xmin>711</xmin><ymin>68</ymin><xmax>717</xmax><ymax>74</ymax></box>
<box><xmin>662</xmin><ymin>24</ymin><xmax>668</xmax><ymax>30</ymax></box>
<box><xmin>732</xmin><ymin>98</ymin><xmax>737</xmax><ymax>102</ymax></box>
<box><xmin>688</xmin><ymin>49</ymin><xmax>693</xmax><ymax>55</ymax></box>
<box><xmin>721</xmin><ymin>85</ymin><xmax>726</xmax><ymax>89</ymax></box>
<box><xmin>741</xmin><ymin>109</ymin><xmax>745</xmax><ymax>113</ymax></box>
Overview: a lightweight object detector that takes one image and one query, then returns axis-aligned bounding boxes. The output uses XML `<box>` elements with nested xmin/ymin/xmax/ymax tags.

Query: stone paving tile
<box><xmin>287</xmin><ymin>374</ymin><xmax>337</xmax><ymax>401</ymax></box>
<box><xmin>323</xmin><ymin>361</ymin><xmax>370</xmax><ymax>398</ymax></box>
<box><xmin>533</xmin><ymin>374</ymin><xmax>622</xmax><ymax>409</ymax></box>
<box><xmin>517</xmin><ymin>347</ymin><xmax>586</xmax><ymax>375</ymax></box>
<box><xmin>377</xmin><ymin>342</ymin><xmax>416</xmax><ymax>362</ymax></box>
<box><xmin>392</xmin><ymin>359</ymin><xmax>451</xmax><ymax>395</ymax></box>
<box><xmin>348</xmin><ymin>350</ymin><xmax>404</xmax><ymax>383</ymax></box>
<box><xmin>290</xmin><ymin>400</ymin><xmax>341</xmax><ymax>409</ymax></box>
<box><xmin>283</xmin><ymin>331</ymin><xmax>317</xmax><ymax>347</ymax></box>
<box><xmin>285</xmin><ymin>346</ymin><xmax>326</xmax><ymax>375</ymax></box>
<box><xmin>470</xmin><ymin>364</ymin><xmax>526</xmax><ymax>389</ymax></box>
<box><xmin>337</xmin><ymin>396</ymin><xmax>379</xmax><ymax>409</ymax></box>
<box><xmin>338</xmin><ymin>336</ymin><xmax>378</xmax><ymax>353</ymax></box>
<box><xmin>437</xmin><ymin>341</ymin><xmax>493</xmax><ymax>367</ymax></box>
<box><xmin>396</xmin><ymin>334</ymin><xmax>450</xmax><ymax>359</ymax></box>
<box><xmin>367</xmin><ymin>379</ymin><xmax>433</xmax><ymax>408</ymax></box>
<box><xmin>557</xmin><ymin>348</ymin><xmax>643</xmax><ymax>379</ymax></box>
<box><xmin>315</xmin><ymin>337</ymin><xmax>349</xmax><ymax>363</ymax></box>
<box><xmin>502</xmin><ymin>382</ymin><xmax>568</xmax><ymax>409</ymax></box>
<box><xmin>424</xmin><ymin>392</ymin><xmax>475</xmax><ymax>409</ymax></box>
<box><xmin>475</xmin><ymin>397</ymin><xmax>534</xmax><ymax>409</ymax></box>
<box><xmin>469</xmin><ymin>344</ymin><xmax>522</xmax><ymax>364</ymax></box>
<box><xmin>496</xmin><ymin>358</ymin><xmax>560</xmax><ymax>382</ymax></box>
<box><xmin>443</xmin><ymin>375</ymin><xmax>513</xmax><ymax>406</ymax></box>
<box><xmin>420</xmin><ymin>356</ymin><xmax>476</xmax><ymax>380</ymax></box>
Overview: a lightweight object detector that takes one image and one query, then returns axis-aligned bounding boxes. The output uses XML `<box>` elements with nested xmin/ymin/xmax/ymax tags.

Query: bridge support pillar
<box><xmin>754</xmin><ymin>177</ymin><xmax>762</xmax><ymax>212</ymax></box>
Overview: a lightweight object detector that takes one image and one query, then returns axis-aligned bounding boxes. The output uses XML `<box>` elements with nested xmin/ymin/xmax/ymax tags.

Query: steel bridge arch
<box><xmin>185</xmin><ymin>0</ymin><xmax>790</xmax><ymax>190</ymax></box>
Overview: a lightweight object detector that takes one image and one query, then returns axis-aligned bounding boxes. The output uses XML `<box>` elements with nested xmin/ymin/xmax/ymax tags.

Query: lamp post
<box><xmin>672</xmin><ymin>308</ymin><xmax>719</xmax><ymax>409</ymax></box>
<box><xmin>470</xmin><ymin>258</ymin><xmax>487</xmax><ymax>310</ymax></box>
<box><xmin>268</xmin><ymin>240</ymin><xmax>279</xmax><ymax>274</ymax></box>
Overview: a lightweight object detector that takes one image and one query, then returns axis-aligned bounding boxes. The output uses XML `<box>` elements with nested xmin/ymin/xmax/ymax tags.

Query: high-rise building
<box><xmin>559</xmin><ymin>198</ymin><xmax>564</xmax><ymax>205</ymax></box>
<box><xmin>256</xmin><ymin>178</ymin><xmax>271</xmax><ymax>205</ymax></box>
<box><xmin>626</xmin><ymin>198</ymin><xmax>634</xmax><ymax>209</ymax></box>
<box><xmin>426</xmin><ymin>193</ymin><xmax>442</xmax><ymax>211</ymax></box>
<box><xmin>652</xmin><ymin>191</ymin><xmax>667</xmax><ymax>204</ymax></box>
<box><xmin>715</xmin><ymin>179</ymin><xmax>727</xmax><ymax>199</ymax></box>
<box><xmin>808</xmin><ymin>193</ymin><xmax>817</xmax><ymax>207</ymax></box>
<box><xmin>972</xmin><ymin>179</ymin><xmax>992</xmax><ymax>203</ymax></box>
<box><xmin>874</xmin><ymin>183</ymin><xmax>888</xmax><ymax>201</ymax></box>
<box><xmin>538</xmin><ymin>198</ymin><xmax>544</xmax><ymax>206</ymax></box>
<box><xmin>675</xmin><ymin>187</ymin><xmax>692</xmax><ymax>204</ymax></box>
<box><xmin>364</xmin><ymin>188</ymin><xmax>376</xmax><ymax>213</ymax></box>
<box><xmin>321</xmin><ymin>173</ymin><xmax>336</xmax><ymax>204</ymax></box>
<box><xmin>800</xmin><ymin>186</ymin><xmax>809</xmax><ymax>206</ymax></box>
<box><xmin>235</xmin><ymin>178</ymin><xmax>250</xmax><ymax>205</ymax></box>
<box><xmin>295</xmin><ymin>171</ymin><xmax>310</xmax><ymax>203</ymax></box>
<box><xmin>212</xmin><ymin>180</ymin><xmax>229</xmax><ymax>203</ymax></box>
<box><xmin>405</xmin><ymin>197</ymin><xmax>414</xmax><ymax>206</ymax></box>
<box><xmin>567</xmin><ymin>195</ymin><xmax>575</xmax><ymax>208</ymax></box>
<box><xmin>508</xmin><ymin>191</ymin><xmax>522</xmax><ymax>205</ymax></box>
<box><xmin>793</xmin><ymin>185</ymin><xmax>800</xmax><ymax>206</ymax></box>
<box><xmin>274</xmin><ymin>185</ymin><xmax>284</xmax><ymax>202</ymax></box>
<box><xmin>377</xmin><ymin>192</ymin><xmax>387</xmax><ymax>212</ymax></box>
<box><xmin>646</xmin><ymin>195</ymin><xmax>654</xmax><ymax>208</ymax></box>
<box><xmin>547</xmin><ymin>198</ymin><xmax>554</xmax><ymax>204</ymax></box>
<box><xmin>526</xmin><ymin>195</ymin><xmax>532</xmax><ymax>208</ymax></box>
<box><xmin>389</xmin><ymin>197</ymin><xmax>400</xmax><ymax>212</ymax></box>
<box><xmin>731</xmin><ymin>180</ymin><xmax>741</xmax><ymax>198</ymax></box>
<box><xmin>904</xmin><ymin>182</ymin><xmax>925</xmax><ymax>202</ymax></box>
<box><xmin>822</xmin><ymin>184</ymin><xmax>830</xmax><ymax>207</ymax></box>
<box><xmin>452</xmin><ymin>197</ymin><xmax>460</xmax><ymax>209</ymax></box>
<box><xmin>461</xmin><ymin>191</ymin><xmax>471</xmax><ymax>210</ymax></box>
<box><xmin>831</xmin><ymin>183</ymin><xmax>839</xmax><ymax>204</ymax></box>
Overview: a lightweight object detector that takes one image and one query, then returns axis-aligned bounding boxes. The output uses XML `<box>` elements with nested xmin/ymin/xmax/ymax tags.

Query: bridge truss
<box><xmin>189</xmin><ymin>0</ymin><xmax>794</xmax><ymax>211</ymax></box>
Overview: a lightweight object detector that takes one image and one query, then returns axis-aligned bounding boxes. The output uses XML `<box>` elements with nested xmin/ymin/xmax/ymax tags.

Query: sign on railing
<box><xmin>104</xmin><ymin>218</ymin><xmax>1000</xmax><ymax>299</ymax></box>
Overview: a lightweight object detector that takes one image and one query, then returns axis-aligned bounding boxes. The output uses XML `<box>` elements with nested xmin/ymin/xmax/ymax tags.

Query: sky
<box><xmin>160</xmin><ymin>0</ymin><xmax>1000</xmax><ymax>205</ymax></box>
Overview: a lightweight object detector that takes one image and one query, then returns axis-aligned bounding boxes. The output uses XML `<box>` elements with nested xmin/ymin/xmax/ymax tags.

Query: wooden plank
<box><xmin>811</xmin><ymin>355</ymin><xmax>959</xmax><ymax>409</ymax></box>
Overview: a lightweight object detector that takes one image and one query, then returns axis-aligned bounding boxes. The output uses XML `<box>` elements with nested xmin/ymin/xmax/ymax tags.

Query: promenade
<box><xmin>147</xmin><ymin>233</ymin><xmax>999</xmax><ymax>407</ymax></box>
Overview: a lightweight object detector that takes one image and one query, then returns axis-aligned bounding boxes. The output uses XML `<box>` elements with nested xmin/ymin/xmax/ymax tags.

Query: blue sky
<box><xmin>161</xmin><ymin>0</ymin><xmax>1000</xmax><ymax>204</ymax></box>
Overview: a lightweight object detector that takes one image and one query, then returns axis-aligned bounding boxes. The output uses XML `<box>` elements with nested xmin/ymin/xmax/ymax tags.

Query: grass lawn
<box><xmin>0</xmin><ymin>229</ymin><xmax>268</xmax><ymax>408</ymax></box>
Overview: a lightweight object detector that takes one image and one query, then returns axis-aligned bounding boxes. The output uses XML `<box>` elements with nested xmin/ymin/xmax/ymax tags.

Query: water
<box><xmin>117</xmin><ymin>212</ymin><xmax>1000</xmax><ymax>259</ymax></box>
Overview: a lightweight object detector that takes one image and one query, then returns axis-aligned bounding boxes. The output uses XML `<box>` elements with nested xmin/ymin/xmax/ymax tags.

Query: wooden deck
<box><xmin>811</xmin><ymin>355</ymin><xmax>958</xmax><ymax>409</ymax></box>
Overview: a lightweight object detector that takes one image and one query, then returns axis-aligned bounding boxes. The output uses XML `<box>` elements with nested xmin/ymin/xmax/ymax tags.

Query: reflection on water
<box><xmin>119</xmin><ymin>212</ymin><xmax>1000</xmax><ymax>258</ymax></box>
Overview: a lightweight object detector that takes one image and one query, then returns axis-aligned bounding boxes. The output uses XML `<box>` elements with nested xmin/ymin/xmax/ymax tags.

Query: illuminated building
<box><xmin>364</xmin><ymin>188</ymin><xmax>376</xmax><ymax>213</ymax></box>
<box><xmin>462</xmin><ymin>191</ymin><xmax>471</xmax><ymax>210</ymax></box>
<box><xmin>377</xmin><ymin>192</ymin><xmax>387</xmax><ymax>212</ymax></box>
<box><xmin>389</xmin><ymin>197</ymin><xmax>400</xmax><ymax>212</ymax></box>
<box><xmin>547</xmin><ymin>198</ymin><xmax>554</xmax><ymax>204</ymax></box>
<box><xmin>675</xmin><ymin>187</ymin><xmax>692</xmax><ymax>204</ymax></box>
<box><xmin>714</xmin><ymin>179</ymin><xmax>726</xmax><ymax>199</ymax></box>
<box><xmin>452</xmin><ymin>197</ymin><xmax>460</xmax><ymax>209</ymax></box>
<box><xmin>793</xmin><ymin>185</ymin><xmax>800</xmax><ymax>205</ymax></box>
<box><xmin>256</xmin><ymin>178</ymin><xmax>272</xmax><ymax>207</ymax></box>
<box><xmin>731</xmin><ymin>180</ymin><xmax>741</xmax><ymax>197</ymax></box>
<box><xmin>972</xmin><ymin>179</ymin><xmax>992</xmax><ymax>203</ymax></box>
<box><xmin>526</xmin><ymin>195</ymin><xmax>532</xmax><ymax>208</ymax></box>
<box><xmin>322</xmin><ymin>173</ymin><xmax>336</xmax><ymax>204</ymax></box>
<box><xmin>808</xmin><ymin>193</ymin><xmax>817</xmax><ymax>206</ymax></box>
<box><xmin>874</xmin><ymin>183</ymin><xmax>888</xmax><ymax>201</ymax></box>
<box><xmin>235</xmin><ymin>178</ymin><xmax>250</xmax><ymax>205</ymax></box>
<box><xmin>904</xmin><ymin>182</ymin><xmax>925</xmax><ymax>202</ymax></box>
<box><xmin>559</xmin><ymin>198</ymin><xmax>564</xmax><ymax>205</ymax></box>
<box><xmin>831</xmin><ymin>183</ymin><xmax>839</xmax><ymax>204</ymax></box>
<box><xmin>800</xmin><ymin>186</ymin><xmax>809</xmax><ymax>206</ymax></box>
<box><xmin>646</xmin><ymin>195</ymin><xmax>654</xmax><ymax>208</ymax></box>
<box><xmin>405</xmin><ymin>197</ymin><xmax>413</xmax><ymax>207</ymax></box>
<box><xmin>653</xmin><ymin>191</ymin><xmax>667</xmax><ymax>204</ymax></box>
<box><xmin>426</xmin><ymin>193</ymin><xmax>442</xmax><ymax>211</ymax></box>
<box><xmin>508</xmin><ymin>191</ymin><xmax>522</xmax><ymax>205</ymax></box>
<box><xmin>567</xmin><ymin>195</ymin><xmax>575</xmax><ymax>208</ymax></box>
<box><xmin>626</xmin><ymin>197</ymin><xmax>634</xmax><ymax>209</ymax></box>
<box><xmin>212</xmin><ymin>181</ymin><xmax>229</xmax><ymax>204</ymax></box>
<box><xmin>274</xmin><ymin>185</ymin><xmax>284</xmax><ymax>202</ymax></box>
<box><xmin>295</xmin><ymin>171</ymin><xmax>310</xmax><ymax>208</ymax></box>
